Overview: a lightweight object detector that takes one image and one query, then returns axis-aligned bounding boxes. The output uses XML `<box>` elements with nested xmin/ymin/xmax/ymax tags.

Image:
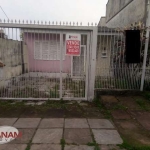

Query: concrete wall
<box><xmin>99</xmin><ymin>17</ymin><xmax>106</xmax><ymax>26</ymax></box>
<box><xmin>0</xmin><ymin>38</ymin><xmax>29</xmax><ymax>88</ymax></box>
<box><xmin>96</xmin><ymin>36</ymin><xmax>112</xmax><ymax>77</ymax></box>
<box><xmin>106</xmin><ymin>0</ymin><xmax>146</xmax><ymax>28</ymax></box>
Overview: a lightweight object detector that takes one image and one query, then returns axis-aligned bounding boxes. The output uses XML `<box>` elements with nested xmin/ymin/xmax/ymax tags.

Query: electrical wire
<box><xmin>0</xmin><ymin>5</ymin><xmax>9</xmax><ymax>19</ymax></box>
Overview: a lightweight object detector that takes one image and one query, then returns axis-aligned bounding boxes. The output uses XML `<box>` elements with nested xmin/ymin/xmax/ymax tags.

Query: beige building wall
<box><xmin>99</xmin><ymin>17</ymin><xmax>106</xmax><ymax>27</ymax></box>
<box><xmin>106</xmin><ymin>0</ymin><xmax>146</xmax><ymax>28</ymax></box>
<box><xmin>96</xmin><ymin>36</ymin><xmax>112</xmax><ymax>77</ymax></box>
<box><xmin>0</xmin><ymin>38</ymin><xmax>29</xmax><ymax>89</ymax></box>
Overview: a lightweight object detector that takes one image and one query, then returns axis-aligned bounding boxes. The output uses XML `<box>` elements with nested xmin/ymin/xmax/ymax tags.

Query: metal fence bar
<box><xmin>60</xmin><ymin>32</ymin><xmax>63</xmax><ymax>99</ymax></box>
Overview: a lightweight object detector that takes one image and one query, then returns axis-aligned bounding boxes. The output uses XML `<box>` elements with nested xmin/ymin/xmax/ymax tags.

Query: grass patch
<box><xmin>87</xmin><ymin>142</ymin><xmax>95</xmax><ymax>146</ymax></box>
<box><xmin>113</xmin><ymin>104</ymin><xmax>127</xmax><ymax>110</ymax></box>
<box><xmin>45</xmin><ymin>100</ymin><xmax>66</xmax><ymax>109</ymax></box>
<box><xmin>63</xmin><ymin>79</ymin><xmax>85</xmax><ymax>97</ymax></box>
<box><xmin>88</xmin><ymin>123</ymin><xmax>100</xmax><ymax>150</ymax></box>
<box><xmin>60</xmin><ymin>139</ymin><xmax>66</xmax><ymax>150</ymax></box>
<box><xmin>25</xmin><ymin>145</ymin><xmax>30</xmax><ymax>150</ymax></box>
<box><xmin>93</xmin><ymin>98</ymin><xmax>104</xmax><ymax>109</ymax></box>
<box><xmin>25</xmin><ymin>139</ymin><xmax>32</xmax><ymax>150</ymax></box>
<box><xmin>119</xmin><ymin>140</ymin><xmax>150</xmax><ymax>150</ymax></box>
<box><xmin>93</xmin><ymin>98</ymin><xmax>112</xmax><ymax>118</ymax></box>
<box><xmin>136</xmin><ymin>99</ymin><xmax>150</xmax><ymax>111</ymax></box>
<box><xmin>143</xmin><ymin>92</ymin><xmax>150</xmax><ymax>101</ymax></box>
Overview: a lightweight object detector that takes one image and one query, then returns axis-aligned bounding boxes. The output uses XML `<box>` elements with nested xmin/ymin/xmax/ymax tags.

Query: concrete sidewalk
<box><xmin>0</xmin><ymin>118</ymin><xmax>123</xmax><ymax>150</ymax></box>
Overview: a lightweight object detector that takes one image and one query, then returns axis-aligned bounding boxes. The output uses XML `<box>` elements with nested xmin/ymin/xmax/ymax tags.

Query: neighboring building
<box><xmin>0</xmin><ymin>36</ymin><xmax>28</xmax><ymax>89</ymax></box>
<box><xmin>98</xmin><ymin>17</ymin><xmax>106</xmax><ymax>26</ymax></box>
<box><xmin>105</xmin><ymin>0</ymin><xmax>148</xmax><ymax>28</ymax></box>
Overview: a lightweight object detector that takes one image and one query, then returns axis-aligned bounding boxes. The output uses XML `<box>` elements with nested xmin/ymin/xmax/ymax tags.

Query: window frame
<box><xmin>34</xmin><ymin>40</ymin><xmax>65</xmax><ymax>60</ymax></box>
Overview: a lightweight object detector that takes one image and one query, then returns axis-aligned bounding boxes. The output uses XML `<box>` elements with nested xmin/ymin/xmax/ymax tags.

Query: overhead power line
<box><xmin>0</xmin><ymin>5</ymin><xmax>9</xmax><ymax>19</ymax></box>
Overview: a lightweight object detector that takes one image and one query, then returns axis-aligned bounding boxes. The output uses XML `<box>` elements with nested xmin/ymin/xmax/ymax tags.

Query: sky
<box><xmin>0</xmin><ymin>0</ymin><xmax>108</xmax><ymax>25</ymax></box>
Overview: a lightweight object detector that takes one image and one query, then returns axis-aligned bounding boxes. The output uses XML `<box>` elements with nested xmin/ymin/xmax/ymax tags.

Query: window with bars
<box><xmin>34</xmin><ymin>40</ymin><xmax>65</xmax><ymax>60</ymax></box>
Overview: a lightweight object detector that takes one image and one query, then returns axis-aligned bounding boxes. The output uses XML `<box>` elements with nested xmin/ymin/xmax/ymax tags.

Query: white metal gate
<box><xmin>0</xmin><ymin>21</ymin><xmax>97</xmax><ymax>101</ymax></box>
<box><xmin>95</xmin><ymin>26</ymin><xmax>150</xmax><ymax>91</ymax></box>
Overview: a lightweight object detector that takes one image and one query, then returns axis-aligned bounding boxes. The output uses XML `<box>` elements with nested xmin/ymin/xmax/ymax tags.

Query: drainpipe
<box><xmin>140</xmin><ymin>0</ymin><xmax>150</xmax><ymax>91</ymax></box>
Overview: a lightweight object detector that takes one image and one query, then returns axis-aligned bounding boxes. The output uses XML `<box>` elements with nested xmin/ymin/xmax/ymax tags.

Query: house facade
<box><xmin>22</xmin><ymin>30</ymin><xmax>88</xmax><ymax>78</ymax></box>
<box><xmin>105</xmin><ymin>0</ymin><xmax>148</xmax><ymax>28</ymax></box>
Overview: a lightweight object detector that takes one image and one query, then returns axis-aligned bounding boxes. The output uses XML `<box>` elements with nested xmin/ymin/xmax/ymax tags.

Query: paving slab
<box><xmin>115</xmin><ymin>120</ymin><xmax>150</xmax><ymax>145</ymax></box>
<box><xmin>39</xmin><ymin>118</ymin><xmax>64</xmax><ymax>128</ymax></box>
<box><xmin>65</xmin><ymin>119</ymin><xmax>89</xmax><ymax>128</ymax></box>
<box><xmin>117</xmin><ymin>97</ymin><xmax>140</xmax><ymax>110</ymax></box>
<box><xmin>99</xmin><ymin>145</ymin><xmax>125</xmax><ymax>150</ymax></box>
<box><xmin>32</xmin><ymin>129</ymin><xmax>63</xmax><ymax>144</ymax></box>
<box><xmin>64</xmin><ymin>129</ymin><xmax>93</xmax><ymax>144</ymax></box>
<box><xmin>92</xmin><ymin>129</ymin><xmax>123</xmax><ymax>144</ymax></box>
<box><xmin>111</xmin><ymin>110</ymin><xmax>131</xmax><ymax>120</ymax></box>
<box><xmin>0</xmin><ymin>144</ymin><xmax>27</xmax><ymax>150</ymax></box>
<box><xmin>36</xmin><ymin>101</ymin><xmax>46</xmax><ymax>105</ymax></box>
<box><xmin>30</xmin><ymin>144</ymin><xmax>61</xmax><ymax>150</ymax></box>
<box><xmin>78</xmin><ymin>103</ymin><xmax>88</xmax><ymax>106</ymax></box>
<box><xmin>99</xmin><ymin>145</ymin><xmax>109</xmax><ymax>150</ymax></box>
<box><xmin>0</xmin><ymin>118</ymin><xmax>17</xmax><ymax>126</ymax></box>
<box><xmin>25</xmin><ymin>102</ymin><xmax>35</xmax><ymax>106</ymax></box>
<box><xmin>65</xmin><ymin>145</ymin><xmax>95</xmax><ymax>150</ymax></box>
<box><xmin>14</xmin><ymin>118</ymin><xmax>41</xmax><ymax>128</ymax></box>
<box><xmin>88</xmin><ymin>119</ymin><xmax>114</xmax><ymax>129</ymax></box>
<box><xmin>9</xmin><ymin>129</ymin><xmax>35</xmax><ymax>144</ymax></box>
<box><xmin>109</xmin><ymin>145</ymin><xmax>124</xmax><ymax>150</ymax></box>
<box><xmin>115</xmin><ymin>120</ymin><xmax>140</xmax><ymax>130</ymax></box>
<box><xmin>129</xmin><ymin>111</ymin><xmax>150</xmax><ymax>130</ymax></box>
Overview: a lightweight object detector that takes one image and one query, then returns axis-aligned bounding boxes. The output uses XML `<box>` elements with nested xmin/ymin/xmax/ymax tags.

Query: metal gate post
<box><xmin>140</xmin><ymin>0</ymin><xmax>150</xmax><ymax>91</ymax></box>
<box><xmin>60</xmin><ymin>33</ymin><xmax>63</xmax><ymax>99</ymax></box>
<box><xmin>88</xmin><ymin>27</ymin><xmax>98</xmax><ymax>101</ymax></box>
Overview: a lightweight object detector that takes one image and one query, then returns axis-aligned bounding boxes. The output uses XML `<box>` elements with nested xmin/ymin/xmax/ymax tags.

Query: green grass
<box><xmin>45</xmin><ymin>100</ymin><xmax>66</xmax><ymax>109</ymax></box>
<box><xmin>88</xmin><ymin>118</ymin><xmax>101</xmax><ymax>150</ymax></box>
<box><xmin>136</xmin><ymin>99</ymin><xmax>150</xmax><ymax>111</ymax></box>
<box><xmin>87</xmin><ymin>142</ymin><xmax>95</xmax><ymax>146</ymax></box>
<box><xmin>95</xmin><ymin>81</ymin><xmax>102</xmax><ymax>89</ymax></box>
<box><xmin>25</xmin><ymin>139</ymin><xmax>32</xmax><ymax>150</ymax></box>
<box><xmin>25</xmin><ymin>145</ymin><xmax>30</xmax><ymax>150</ymax></box>
<box><xmin>112</xmin><ymin>104</ymin><xmax>127</xmax><ymax>110</ymax></box>
<box><xmin>93</xmin><ymin>98</ymin><xmax>112</xmax><ymax>118</ymax></box>
<box><xmin>60</xmin><ymin>139</ymin><xmax>66</xmax><ymax>150</ymax></box>
<box><xmin>48</xmin><ymin>84</ymin><xmax>60</xmax><ymax>98</ymax></box>
<box><xmin>143</xmin><ymin>92</ymin><xmax>150</xmax><ymax>101</ymax></box>
<box><xmin>63</xmin><ymin>79</ymin><xmax>85</xmax><ymax>97</ymax></box>
<box><xmin>119</xmin><ymin>140</ymin><xmax>150</xmax><ymax>150</ymax></box>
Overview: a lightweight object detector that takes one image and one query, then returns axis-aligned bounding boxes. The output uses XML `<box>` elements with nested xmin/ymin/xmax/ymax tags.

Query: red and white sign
<box><xmin>66</xmin><ymin>33</ymin><xmax>81</xmax><ymax>56</ymax></box>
